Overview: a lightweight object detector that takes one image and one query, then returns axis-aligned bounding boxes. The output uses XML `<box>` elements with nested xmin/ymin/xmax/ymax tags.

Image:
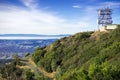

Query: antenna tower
<box><xmin>97</xmin><ymin>7</ymin><xmax>113</xmax><ymax>29</ymax></box>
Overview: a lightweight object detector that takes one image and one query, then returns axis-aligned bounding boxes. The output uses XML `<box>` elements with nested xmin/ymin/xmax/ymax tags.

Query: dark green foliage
<box><xmin>56</xmin><ymin>66</ymin><xmax>62</xmax><ymax>79</ymax></box>
<box><xmin>25</xmin><ymin>52</ymin><xmax>30</xmax><ymax>57</ymax></box>
<box><xmin>0</xmin><ymin>54</ymin><xmax>30</xmax><ymax>80</ymax></box>
<box><xmin>35</xmin><ymin>75</ymin><xmax>51</xmax><ymax>80</ymax></box>
<box><xmin>0</xmin><ymin>59</ymin><xmax>23</xmax><ymax>80</ymax></box>
<box><xmin>32</xmin><ymin>47</ymin><xmax>44</xmax><ymax>63</ymax></box>
<box><xmin>31</xmin><ymin>28</ymin><xmax>120</xmax><ymax>80</ymax></box>
<box><xmin>77</xmin><ymin>62</ymin><xmax>120</xmax><ymax>80</ymax></box>
<box><xmin>25</xmin><ymin>69</ymin><xmax>34</xmax><ymax>80</ymax></box>
<box><xmin>74</xmin><ymin>32</ymin><xmax>92</xmax><ymax>41</ymax></box>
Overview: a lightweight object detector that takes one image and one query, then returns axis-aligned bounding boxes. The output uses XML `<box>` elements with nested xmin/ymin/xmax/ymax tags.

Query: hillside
<box><xmin>0</xmin><ymin>27</ymin><xmax>120</xmax><ymax>80</ymax></box>
<box><xmin>31</xmin><ymin>27</ymin><xmax>120</xmax><ymax>80</ymax></box>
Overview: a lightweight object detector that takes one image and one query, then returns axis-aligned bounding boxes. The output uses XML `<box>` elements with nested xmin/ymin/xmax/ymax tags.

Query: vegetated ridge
<box><xmin>31</xmin><ymin>26</ymin><xmax>120</xmax><ymax>80</ymax></box>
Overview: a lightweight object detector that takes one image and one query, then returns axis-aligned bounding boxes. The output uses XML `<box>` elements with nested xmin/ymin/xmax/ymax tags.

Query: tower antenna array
<box><xmin>97</xmin><ymin>7</ymin><xmax>113</xmax><ymax>29</ymax></box>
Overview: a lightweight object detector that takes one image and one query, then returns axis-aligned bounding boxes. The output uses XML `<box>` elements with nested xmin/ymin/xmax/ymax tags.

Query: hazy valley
<box><xmin>0</xmin><ymin>39</ymin><xmax>57</xmax><ymax>59</ymax></box>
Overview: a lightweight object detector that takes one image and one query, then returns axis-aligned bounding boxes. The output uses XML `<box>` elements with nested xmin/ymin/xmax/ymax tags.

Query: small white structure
<box><xmin>100</xmin><ymin>24</ymin><xmax>120</xmax><ymax>32</ymax></box>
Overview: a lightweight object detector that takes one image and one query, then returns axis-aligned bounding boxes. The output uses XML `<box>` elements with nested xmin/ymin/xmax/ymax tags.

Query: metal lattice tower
<box><xmin>97</xmin><ymin>7</ymin><xmax>113</xmax><ymax>27</ymax></box>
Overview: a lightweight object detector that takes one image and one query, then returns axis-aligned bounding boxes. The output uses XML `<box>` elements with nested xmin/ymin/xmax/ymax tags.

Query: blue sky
<box><xmin>0</xmin><ymin>0</ymin><xmax>120</xmax><ymax>34</ymax></box>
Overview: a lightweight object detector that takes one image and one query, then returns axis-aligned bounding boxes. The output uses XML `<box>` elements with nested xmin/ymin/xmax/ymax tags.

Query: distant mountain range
<box><xmin>0</xmin><ymin>34</ymin><xmax>70</xmax><ymax>37</ymax></box>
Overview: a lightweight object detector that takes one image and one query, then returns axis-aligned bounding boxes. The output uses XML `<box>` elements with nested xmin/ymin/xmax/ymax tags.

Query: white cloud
<box><xmin>20</xmin><ymin>0</ymin><xmax>38</xmax><ymax>9</ymax></box>
<box><xmin>72</xmin><ymin>5</ymin><xmax>81</xmax><ymax>8</ymax></box>
<box><xmin>0</xmin><ymin>4</ymin><xmax>91</xmax><ymax>34</ymax></box>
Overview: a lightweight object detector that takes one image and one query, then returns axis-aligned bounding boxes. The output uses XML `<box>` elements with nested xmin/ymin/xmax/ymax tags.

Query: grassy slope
<box><xmin>32</xmin><ymin>26</ymin><xmax>120</xmax><ymax>80</ymax></box>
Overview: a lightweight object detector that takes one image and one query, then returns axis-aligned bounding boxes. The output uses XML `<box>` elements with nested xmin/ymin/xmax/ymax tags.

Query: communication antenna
<box><xmin>97</xmin><ymin>7</ymin><xmax>113</xmax><ymax>30</ymax></box>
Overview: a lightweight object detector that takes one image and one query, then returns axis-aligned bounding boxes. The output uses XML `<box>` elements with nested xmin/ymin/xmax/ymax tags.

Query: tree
<box><xmin>25</xmin><ymin>53</ymin><xmax>30</xmax><ymax>57</ymax></box>
<box><xmin>25</xmin><ymin>69</ymin><xmax>34</xmax><ymax>80</ymax></box>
